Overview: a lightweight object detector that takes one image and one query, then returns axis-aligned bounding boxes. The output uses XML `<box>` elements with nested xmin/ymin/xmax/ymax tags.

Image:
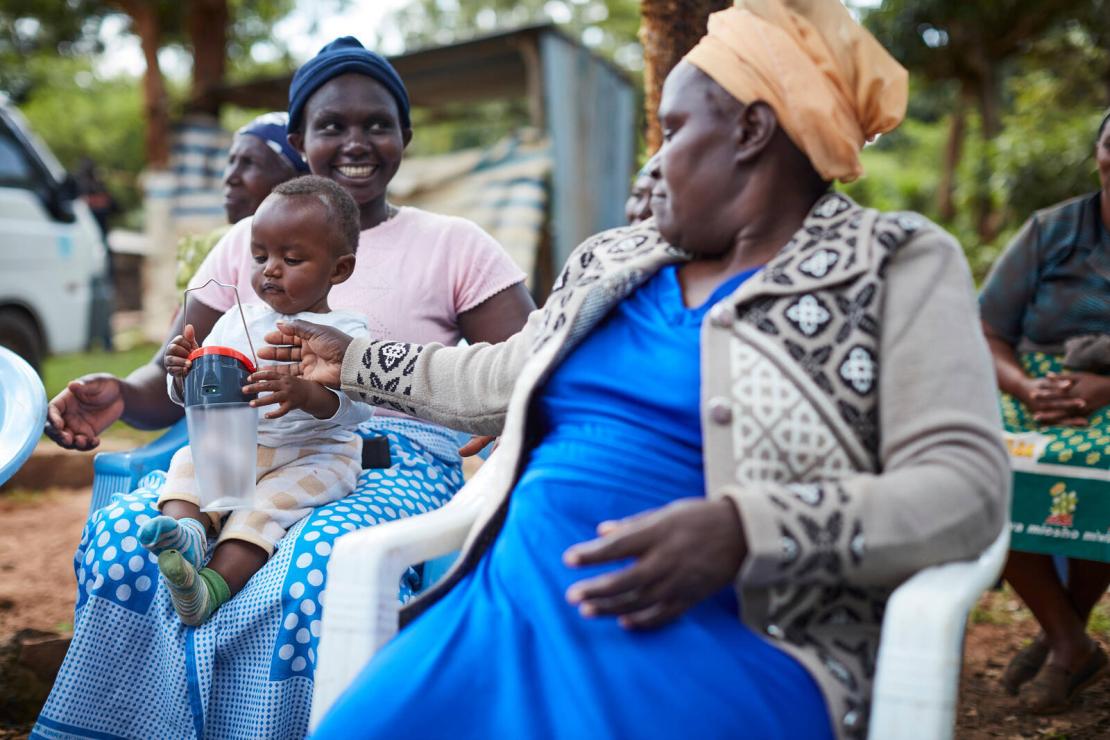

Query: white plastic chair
<box><xmin>869</xmin><ymin>527</ymin><xmax>1009</xmax><ymax>739</ymax></box>
<box><xmin>310</xmin><ymin>459</ymin><xmax>1010</xmax><ymax>738</ymax></box>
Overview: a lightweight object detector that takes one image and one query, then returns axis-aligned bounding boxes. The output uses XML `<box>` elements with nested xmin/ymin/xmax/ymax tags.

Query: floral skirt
<box><xmin>1003</xmin><ymin>352</ymin><xmax>1110</xmax><ymax>563</ymax></box>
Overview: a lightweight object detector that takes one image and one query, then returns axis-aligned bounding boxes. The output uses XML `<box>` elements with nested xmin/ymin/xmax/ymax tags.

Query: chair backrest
<box><xmin>0</xmin><ymin>346</ymin><xmax>46</xmax><ymax>487</ymax></box>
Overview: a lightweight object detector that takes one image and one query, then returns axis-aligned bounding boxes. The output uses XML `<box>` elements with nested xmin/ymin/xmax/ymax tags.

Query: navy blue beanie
<box><xmin>287</xmin><ymin>36</ymin><xmax>411</xmax><ymax>134</ymax></box>
<box><xmin>237</xmin><ymin>112</ymin><xmax>309</xmax><ymax>173</ymax></box>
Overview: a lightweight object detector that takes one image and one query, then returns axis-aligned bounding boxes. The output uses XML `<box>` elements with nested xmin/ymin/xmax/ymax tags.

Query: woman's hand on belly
<box><xmin>562</xmin><ymin>498</ymin><xmax>746</xmax><ymax>630</ymax></box>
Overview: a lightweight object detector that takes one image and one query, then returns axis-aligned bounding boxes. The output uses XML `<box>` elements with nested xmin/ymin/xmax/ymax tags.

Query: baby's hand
<box><xmin>165</xmin><ymin>324</ymin><xmax>200</xmax><ymax>378</ymax></box>
<box><xmin>244</xmin><ymin>370</ymin><xmax>339</xmax><ymax>420</ymax></box>
<box><xmin>244</xmin><ymin>370</ymin><xmax>312</xmax><ymax>419</ymax></box>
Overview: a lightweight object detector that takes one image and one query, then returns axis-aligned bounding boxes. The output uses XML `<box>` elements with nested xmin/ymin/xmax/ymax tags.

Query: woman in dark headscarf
<box><xmin>176</xmin><ymin>111</ymin><xmax>310</xmax><ymax>290</ymax></box>
<box><xmin>274</xmin><ymin>3</ymin><xmax>1008</xmax><ymax>737</ymax></box>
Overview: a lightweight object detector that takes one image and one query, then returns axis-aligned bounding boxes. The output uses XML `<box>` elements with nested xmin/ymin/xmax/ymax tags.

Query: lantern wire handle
<box><xmin>183</xmin><ymin>279</ymin><xmax>258</xmax><ymax>369</ymax></box>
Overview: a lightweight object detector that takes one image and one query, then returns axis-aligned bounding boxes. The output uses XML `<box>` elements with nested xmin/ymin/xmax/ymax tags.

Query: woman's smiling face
<box><xmin>289</xmin><ymin>73</ymin><xmax>411</xmax><ymax>213</ymax></box>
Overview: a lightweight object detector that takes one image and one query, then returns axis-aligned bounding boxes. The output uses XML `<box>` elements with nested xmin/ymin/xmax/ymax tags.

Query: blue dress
<box><xmin>314</xmin><ymin>266</ymin><xmax>833</xmax><ymax>739</ymax></box>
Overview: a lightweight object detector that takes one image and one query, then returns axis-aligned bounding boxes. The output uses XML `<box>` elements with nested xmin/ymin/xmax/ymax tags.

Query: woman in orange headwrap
<box><xmin>293</xmin><ymin>2</ymin><xmax>1008</xmax><ymax>737</ymax></box>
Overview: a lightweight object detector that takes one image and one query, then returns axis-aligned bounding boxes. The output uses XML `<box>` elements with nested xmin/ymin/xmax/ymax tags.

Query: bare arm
<box><xmin>45</xmin><ymin>299</ymin><xmax>223</xmax><ymax>449</ymax></box>
<box><xmin>982</xmin><ymin>320</ymin><xmax>1087</xmax><ymax>425</ymax></box>
<box><xmin>982</xmin><ymin>321</ymin><xmax>1033</xmax><ymax>400</ymax></box>
<box><xmin>457</xmin><ymin>282</ymin><xmax>535</xmax><ymax>345</ymax></box>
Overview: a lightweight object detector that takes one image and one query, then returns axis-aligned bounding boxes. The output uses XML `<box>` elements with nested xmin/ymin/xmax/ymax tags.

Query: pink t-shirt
<box><xmin>188</xmin><ymin>206</ymin><xmax>526</xmax><ymax>419</ymax></box>
<box><xmin>189</xmin><ymin>206</ymin><xmax>526</xmax><ymax>344</ymax></box>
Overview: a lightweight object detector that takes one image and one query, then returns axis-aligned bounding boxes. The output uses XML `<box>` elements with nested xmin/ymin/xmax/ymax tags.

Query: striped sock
<box><xmin>139</xmin><ymin>516</ymin><xmax>207</xmax><ymax>569</ymax></box>
<box><xmin>158</xmin><ymin>550</ymin><xmax>231</xmax><ymax>626</ymax></box>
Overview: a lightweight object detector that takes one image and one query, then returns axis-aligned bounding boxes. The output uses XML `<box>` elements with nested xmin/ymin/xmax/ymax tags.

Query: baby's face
<box><xmin>249</xmin><ymin>196</ymin><xmax>348</xmax><ymax>315</ymax></box>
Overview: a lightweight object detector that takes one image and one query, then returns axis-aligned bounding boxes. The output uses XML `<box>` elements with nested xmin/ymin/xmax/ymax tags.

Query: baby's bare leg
<box><xmin>205</xmin><ymin>539</ymin><xmax>269</xmax><ymax>596</ymax></box>
<box><xmin>161</xmin><ymin>500</ymin><xmax>210</xmax><ymax>530</ymax></box>
<box><xmin>158</xmin><ymin>539</ymin><xmax>267</xmax><ymax>625</ymax></box>
<box><xmin>142</xmin><ymin>447</ymin><xmax>217</xmax><ymax>568</ymax></box>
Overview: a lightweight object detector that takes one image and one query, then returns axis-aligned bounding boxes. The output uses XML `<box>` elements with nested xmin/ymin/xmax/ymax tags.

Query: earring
<box><xmin>300</xmin><ymin>153</ymin><xmax>308</xmax><ymax>162</ymax></box>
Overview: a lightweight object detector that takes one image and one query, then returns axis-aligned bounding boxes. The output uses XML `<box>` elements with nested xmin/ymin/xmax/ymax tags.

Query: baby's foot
<box><xmin>158</xmin><ymin>550</ymin><xmax>230</xmax><ymax>626</ymax></box>
<box><xmin>139</xmin><ymin>516</ymin><xmax>206</xmax><ymax>569</ymax></box>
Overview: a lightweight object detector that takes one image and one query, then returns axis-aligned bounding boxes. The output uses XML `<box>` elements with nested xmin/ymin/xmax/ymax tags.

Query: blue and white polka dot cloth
<box><xmin>34</xmin><ymin>418</ymin><xmax>464</xmax><ymax>740</ymax></box>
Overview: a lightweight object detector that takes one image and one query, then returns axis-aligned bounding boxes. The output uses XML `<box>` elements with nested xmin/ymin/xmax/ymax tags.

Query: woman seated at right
<box><xmin>981</xmin><ymin>109</ymin><xmax>1110</xmax><ymax>713</ymax></box>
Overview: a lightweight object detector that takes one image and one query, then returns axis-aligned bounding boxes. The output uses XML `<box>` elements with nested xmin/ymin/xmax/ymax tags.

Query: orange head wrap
<box><xmin>684</xmin><ymin>0</ymin><xmax>908</xmax><ymax>182</ymax></box>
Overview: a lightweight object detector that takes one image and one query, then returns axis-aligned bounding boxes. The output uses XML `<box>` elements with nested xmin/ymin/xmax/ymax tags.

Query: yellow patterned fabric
<box><xmin>1001</xmin><ymin>352</ymin><xmax>1110</xmax><ymax>562</ymax></box>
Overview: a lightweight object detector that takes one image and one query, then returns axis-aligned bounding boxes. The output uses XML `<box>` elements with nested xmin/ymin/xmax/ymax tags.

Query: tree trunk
<box><xmin>116</xmin><ymin>0</ymin><xmax>170</xmax><ymax>169</ymax></box>
<box><xmin>974</xmin><ymin>69</ymin><xmax>1004</xmax><ymax>242</ymax></box>
<box><xmin>639</xmin><ymin>0</ymin><xmax>731</xmax><ymax>153</ymax></box>
<box><xmin>187</xmin><ymin>0</ymin><xmax>229</xmax><ymax>114</ymax></box>
<box><xmin>937</xmin><ymin>93</ymin><xmax>967</xmax><ymax>222</ymax></box>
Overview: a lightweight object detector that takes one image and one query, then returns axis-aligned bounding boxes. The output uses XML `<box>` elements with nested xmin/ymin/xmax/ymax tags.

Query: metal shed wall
<box><xmin>541</xmin><ymin>32</ymin><xmax>636</xmax><ymax>270</ymax></box>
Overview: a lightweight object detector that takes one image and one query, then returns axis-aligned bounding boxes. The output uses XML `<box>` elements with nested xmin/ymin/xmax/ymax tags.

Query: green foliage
<box><xmin>16</xmin><ymin>56</ymin><xmax>147</xmax><ymax>217</ymax></box>
<box><xmin>0</xmin><ymin>1</ymin><xmax>308</xmax><ymax>101</ymax></box>
<box><xmin>0</xmin><ymin>0</ymin><xmax>320</xmax><ymax>226</ymax></box>
<box><xmin>387</xmin><ymin>0</ymin><xmax>643</xmax><ymax>71</ymax></box>
<box><xmin>0</xmin><ymin>0</ymin><xmax>114</xmax><ymax>100</ymax></box>
<box><xmin>845</xmin><ymin>1</ymin><xmax>1110</xmax><ymax>281</ymax></box>
<box><xmin>993</xmin><ymin>26</ymin><xmax>1109</xmax><ymax>220</ymax></box>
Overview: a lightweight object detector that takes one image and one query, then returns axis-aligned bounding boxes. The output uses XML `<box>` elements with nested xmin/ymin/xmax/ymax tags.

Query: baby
<box><xmin>141</xmin><ymin>175</ymin><xmax>372</xmax><ymax>625</ymax></box>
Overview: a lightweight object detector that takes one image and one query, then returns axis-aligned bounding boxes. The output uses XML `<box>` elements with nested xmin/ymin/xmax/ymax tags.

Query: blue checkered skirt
<box><xmin>33</xmin><ymin>418</ymin><xmax>464</xmax><ymax>740</ymax></box>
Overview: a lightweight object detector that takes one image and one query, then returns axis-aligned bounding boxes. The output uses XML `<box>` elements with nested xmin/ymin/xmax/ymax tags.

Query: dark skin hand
<box><xmin>983</xmin><ymin>322</ymin><xmax>1110</xmax><ymax>425</ymax></box>
<box><xmin>256</xmin><ymin>316</ymin><xmax>512</xmax><ymax>457</ymax></box>
<box><xmin>564</xmin><ymin>498</ymin><xmax>747</xmax><ymax>629</ymax></box>
<box><xmin>46</xmin><ymin>129</ymin><xmax>300</xmax><ymax>451</ymax></box>
<box><xmin>45</xmin><ymin>300</ymin><xmax>223</xmax><ymax>450</ymax></box>
<box><xmin>243</xmin><ymin>369</ymin><xmax>340</xmax><ymax>420</ymax></box>
<box><xmin>163</xmin><ymin>322</ymin><xmax>340</xmax><ymax>421</ymax></box>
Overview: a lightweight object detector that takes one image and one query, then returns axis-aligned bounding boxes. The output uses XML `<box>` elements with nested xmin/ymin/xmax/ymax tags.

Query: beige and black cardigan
<box><xmin>338</xmin><ymin>193</ymin><xmax>1010</xmax><ymax>739</ymax></box>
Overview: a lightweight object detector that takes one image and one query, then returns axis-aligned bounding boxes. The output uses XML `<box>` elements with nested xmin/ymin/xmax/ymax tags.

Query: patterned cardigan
<box><xmin>339</xmin><ymin>193</ymin><xmax>1010</xmax><ymax>739</ymax></box>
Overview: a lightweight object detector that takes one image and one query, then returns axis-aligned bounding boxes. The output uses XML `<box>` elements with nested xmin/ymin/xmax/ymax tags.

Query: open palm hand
<box><xmin>259</xmin><ymin>320</ymin><xmax>354</xmax><ymax>388</ymax></box>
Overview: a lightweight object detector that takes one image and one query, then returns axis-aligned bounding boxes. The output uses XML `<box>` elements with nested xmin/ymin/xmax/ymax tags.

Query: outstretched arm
<box><xmin>46</xmin><ymin>301</ymin><xmax>222</xmax><ymax>449</ymax></box>
<box><xmin>259</xmin><ymin>304</ymin><xmax>543</xmax><ymax>436</ymax></box>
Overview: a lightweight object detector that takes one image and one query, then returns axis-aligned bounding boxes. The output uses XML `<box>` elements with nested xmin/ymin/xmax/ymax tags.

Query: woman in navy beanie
<box><xmin>36</xmin><ymin>36</ymin><xmax>535</xmax><ymax>740</ymax></box>
<box><xmin>288</xmin><ymin>36</ymin><xmax>412</xmax><ymax>133</ymax></box>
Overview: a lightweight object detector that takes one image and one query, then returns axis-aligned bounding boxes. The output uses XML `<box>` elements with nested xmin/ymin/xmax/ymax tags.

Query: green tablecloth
<box><xmin>1003</xmin><ymin>353</ymin><xmax>1110</xmax><ymax>562</ymax></box>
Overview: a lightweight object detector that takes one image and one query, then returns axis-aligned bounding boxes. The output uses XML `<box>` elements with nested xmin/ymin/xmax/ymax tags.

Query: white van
<box><xmin>0</xmin><ymin>97</ymin><xmax>108</xmax><ymax>371</ymax></box>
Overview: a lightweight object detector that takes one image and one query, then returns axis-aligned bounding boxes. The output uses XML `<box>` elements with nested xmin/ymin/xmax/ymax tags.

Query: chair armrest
<box><xmin>310</xmin><ymin>488</ymin><xmax>487</xmax><ymax>730</ymax></box>
<box><xmin>868</xmin><ymin>527</ymin><xmax>1010</xmax><ymax>740</ymax></box>
<box><xmin>89</xmin><ymin>418</ymin><xmax>188</xmax><ymax>513</ymax></box>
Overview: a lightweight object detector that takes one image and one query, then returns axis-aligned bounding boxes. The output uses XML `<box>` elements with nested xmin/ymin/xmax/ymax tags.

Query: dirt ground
<box><xmin>1</xmin><ymin>486</ymin><xmax>1108</xmax><ymax>738</ymax></box>
<box><xmin>0</xmin><ymin>488</ymin><xmax>88</xmax><ymax>639</ymax></box>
